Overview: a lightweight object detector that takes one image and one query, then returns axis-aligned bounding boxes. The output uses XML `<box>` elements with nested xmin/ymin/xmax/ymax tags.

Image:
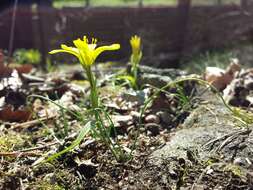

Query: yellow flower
<box><xmin>130</xmin><ymin>35</ymin><xmax>141</xmax><ymax>56</ymax></box>
<box><xmin>49</xmin><ymin>36</ymin><xmax>120</xmax><ymax>68</ymax></box>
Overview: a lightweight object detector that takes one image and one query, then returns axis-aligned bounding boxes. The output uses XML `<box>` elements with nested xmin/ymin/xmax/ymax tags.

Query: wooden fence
<box><xmin>0</xmin><ymin>3</ymin><xmax>253</xmax><ymax>67</ymax></box>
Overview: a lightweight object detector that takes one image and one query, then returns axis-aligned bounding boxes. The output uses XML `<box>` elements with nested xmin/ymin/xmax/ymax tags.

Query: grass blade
<box><xmin>46</xmin><ymin>121</ymin><xmax>93</xmax><ymax>162</ymax></box>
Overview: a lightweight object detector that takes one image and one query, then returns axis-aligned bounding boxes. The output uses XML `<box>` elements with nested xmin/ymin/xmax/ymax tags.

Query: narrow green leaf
<box><xmin>116</xmin><ymin>75</ymin><xmax>136</xmax><ymax>88</ymax></box>
<box><xmin>46</xmin><ymin>121</ymin><xmax>93</xmax><ymax>162</ymax></box>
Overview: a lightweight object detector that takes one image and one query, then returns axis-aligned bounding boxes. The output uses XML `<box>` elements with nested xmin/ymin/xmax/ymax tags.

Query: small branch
<box><xmin>0</xmin><ymin>141</ymin><xmax>60</xmax><ymax>158</ymax></box>
<box><xmin>0</xmin><ymin>151</ymin><xmax>42</xmax><ymax>157</ymax></box>
<box><xmin>11</xmin><ymin>115</ymin><xmax>57</xmax><ymax>130</ymax></box>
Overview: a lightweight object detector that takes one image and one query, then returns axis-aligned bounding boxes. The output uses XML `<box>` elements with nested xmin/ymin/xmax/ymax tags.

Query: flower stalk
<box><xmin>129</xmin><ymin>35</ymin><xmax>142</xmax><ymax>89</ymax></box>
<box><xmin>49</xmin><ymin>36</ymin><xmax>125</xmax><ymax>161</ymax></box>
<box><xmin>49</xmin><ymin>36</ymin><xmax>120</xmax><ymax>109</ymax></box>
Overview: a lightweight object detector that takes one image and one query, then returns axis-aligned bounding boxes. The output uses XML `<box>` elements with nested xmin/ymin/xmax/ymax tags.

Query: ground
<box><xmin>0</xmin><ymin>61</ymin><xmax>253</xmax><ymax>190</ymax></box>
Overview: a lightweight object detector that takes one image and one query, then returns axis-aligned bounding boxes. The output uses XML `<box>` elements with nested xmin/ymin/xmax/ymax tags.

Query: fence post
<box><xmin>85</xmin><ymin>0</ymin><xmax>90</xmax><ymax>7</ymax></box>
<box><xmin>138</xmin><ymin>0</ymin><xmax>143</xmax><ymax>7</ymax></box>
<box><xmin>241</xmin><ymin>0</ymin><xmax>248</xmax><ymax>9</ymax></box>
<box><xmin>177</xmin><ymin>0</ymin><xmax>191</xmax><ymax>6</ymax></box>
<box><xmin>34</xmin><ymin>4</ymin><xmax>47</xmax><ymax>70</ymax></box>
<box><xmin>38</xmin><ymin>0</ymin><xmax>52</xmax><ymax>7</ymax></box>
<box><xmin>176</xmin><ymin>0</ymin><xmax>191</xmax><ymax>63</ymax></box>
<box><xmin>217</xmin><ymin>0</ymin><xmax>222</xmax><ymax>5</ymax></box>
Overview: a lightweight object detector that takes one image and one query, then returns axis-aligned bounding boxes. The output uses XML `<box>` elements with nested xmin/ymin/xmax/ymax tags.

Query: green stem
<box><xmin>95</xmin><ymin>110</ymin><xmax>120</xmax><ymax>161</ymax></box>
<box><xmin>85</xmin><ymin>65</ymin><xmax>121</xmax><ymax>161</ymax></box>
<box><xmin>130</xmin><ymin>57</ymin><xmax>139</xmax><ymax>90</ymax></box>
<box><xmin>86</xmin><ymin>66</ymin><xmax>99</xmax><ymax>108</ymax></box>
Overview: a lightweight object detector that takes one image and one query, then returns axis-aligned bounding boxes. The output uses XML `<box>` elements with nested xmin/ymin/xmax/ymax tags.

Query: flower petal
<box><xmin>49</xmin><ymin>44</ymin><xmax>80</xmax><ymax>59</ymax></box>
<box><xmin>49</xmin><ymin>49</ymin><xmax>78</xmax><ymax>57</ymax></box>
<box><xmin>88</xmin><ymin>44</ymin><xmax>97</xmax><ymax>50</ymax></box>
<box><xmin>130</xmin><ymin>35</ymin><xmax>141</xmax><ymax>56</ymax></box>
<box><xmin>93</xmin><ymin>44</ymin><xmax>120</xmax><ymax>59</ymax></box>
<box><xmin>72</xmin><ymin>39</ymin><xmax>92</xmax><ymax>66</ymax></box>
<box><xmin>73</xmin><ymin>38</ymin><xmax>88</xmax><ymax>51</ymax></box>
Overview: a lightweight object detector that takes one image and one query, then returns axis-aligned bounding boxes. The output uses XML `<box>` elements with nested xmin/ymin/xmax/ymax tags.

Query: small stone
<box><xmin>130</xmin><ymin>111</ymin><xmax>141</xmax><ymax>122</ymax></box>
<box><xmin>233</xmin><ymin>157</ymin><xmax>250</xmax><ymax>167</ymax></box>
<box><xmin>78</xmin><ymin>163</ymin><xmax>97</xmax><ymax>178</ymax></box>
<box><xmin>145</xmin><ymin>123</ymin><xmax>160</xmax><ymax>136</ymax></box>
<box><xmin>145</xmin><ymin>114</ymin><xmax>160</xmax><ymax>124</ymax></box>
<box><xmin>139</xmin><ymin>127</ymin><xmax>146</xmax><ymax>133</ymax></box>
<box><xmin>112</xmin><ymin>115</ymin><xmax>133</xmax><ymax>127</ymax></box>
<box><xmin>206</xmin><ymin>168</ymin><xmax>213</xmax><ymax>175</ymax></box>
<box><xmin>157</xmin><ymin>111</ymin><xmax>173</xmax><ymax>125</ymax></box>
<box><xmin>79</xmin><ymin>139</ymin><xmax>96</xmax><ymax>150</ymax></box>
<box><xmin>169</xmin><ymin>169</ymin><xmax>177</xmax><ymax>180</ymax></box>
<box><xmin>244</xmin><ymin>76</ymin><xmax>253</xmax><ymax>90</ymax></box>
<box><xmin>233</xmin><ymin>157</ymin><xmax>245</xmax><ymax>166</ymax></box>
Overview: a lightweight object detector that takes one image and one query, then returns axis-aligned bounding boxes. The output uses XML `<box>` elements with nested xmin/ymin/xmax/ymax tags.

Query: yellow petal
<box><xmin>130</xmin><ymin>35</ymin><xmax>141</xmax><ymax>56</ymax></box>
<box><xmin>61</xmin><ymin>45</ymin><xmax>79</xmax><ymax>57</ymax></box>
<box><xmin>48</xmin><ymin>49</ymin><xmax>78</xmax><ymax>58</ymax></box>
<box><xmin>49</xmin><ymin>44</ymin><xmax>80</xmax><ymax>59</ymax></box>
<box><xmin>61</xmin><ymin>44</ymin><xmax>78</xmax><ymax>53</ymax></box>
<box><xmin>93</xmin><ymin>44</ymin><xmax>120</xmax><ymax>60</ymax></box>
<box><xmin>88</xmin><ymin>44</ymin><xmax>97</xmax><ymax>50</ymax></box>
<box><xmin>49</xmin><ymin>49</ymin><xmax>63</xmax><ymax>54</ymax></box>
<box><xmin>73</xmin><ymin>38</ymin><xmax>88</xmax><ymax>51</ymax></box>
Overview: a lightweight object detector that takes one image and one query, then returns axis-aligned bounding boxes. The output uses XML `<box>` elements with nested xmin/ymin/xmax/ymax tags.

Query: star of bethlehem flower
<box><xmin>49</xmin><ymin>36</ymin><xmax>120</xmax><ymax>68</ymax></box>
<box><xmin>130</xmin><ymin>35</ymin><xmax>141</xmax><ymax>57</ymax></box>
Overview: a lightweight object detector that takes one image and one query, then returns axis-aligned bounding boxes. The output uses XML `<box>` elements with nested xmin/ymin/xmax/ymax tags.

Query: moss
<box><xmin>30</xmin><ymin>181</ymin><xmax>63</xmax><ymax>190</ymax></box>
<box><xmin>232</xmin><ymin>107</ymin><xmax>253</xmax><ymax>126</ymax></box>
<box><xmin>33</xmin><ymin>163</ymin><xmax>56</xmax><ymax>177</ymax></box>
<box><xmin>224</xmin><ymin>164</ymin><xmax>244</xmax><ymax>177</ymax></box>
<box><xmin>0</xmin><ymin>131</ymin><xmax>28</xmax><ymax>152</ymax></box>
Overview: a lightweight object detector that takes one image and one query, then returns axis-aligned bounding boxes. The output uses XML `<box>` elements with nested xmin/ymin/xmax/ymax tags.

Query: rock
<box><xmin>223</xmin><ymin>68</ymin><xmax>253</xmax><ymax>107</ymax></box>
<box><xmin>242</xmin><ymin>70</ymin><xmax>253</xmax><ymax>90</ymax></box>
<box><xmin>244</xmin><ymin>78</ymin><xmax>253</xmax><ymax>90</ymax></box>
<box><xmin>79</xmin><ymin>139</ymin><xmax>96</xmax><ymax>150</ymax></box>
<box><xmin>145</xmin><ymin>123</ymin><xmax>160</xmax><ymax>136</ymax></box>
<box><xmin>204</xmin><ymin>66</ymin><xmax>225</xmax><ymax>86</ymax></box>
<box><xmin>126</xmin><ymin>64</ymin><xmax>186</xmax><ymax>80</ymax></box>
<box><xmin>126</xmin><ymin>64</ymin><xmax>187</xmax><ymax>89</ymax></box>
<box><xmin>121</xmin><ymin>90</ymin><xmax>147</xmax><ymax>104</ymax></box>
<box><xmin>204</xmin><ymin>61</ymin><xmax>241</xmax><ymax>91</ymax></box>
<box><xmin>111</xmin><ymin>115</ymin><xmax>133</xmax><ymax>127</ymax></box>
<box><xmin>156</xmin><ymin>111</ymin><xmax>173</xmax><ymax>126</ymax></box>
<box><xmin>168</xmin><ymin>169</ymin><xmax>178</xmax><ymax>179</ymax></box>
<box><xmin>138</xmin><ymin>65</ymin><xmax>186</xmax><ymax>79</ymax></box>
<box><xmin>233</xmin><ymin>157</ymin><xmax>252</xmax><ymax>168</ymax></box>
<box><xmin>145</xmin><ymin>114</ymin><xmax>160</xmax><ymax>124</ymax></box>
<box><xmin>118</xmin><ymin>88</ymin><xmax>253</xmax><ymax>189</ymax></box>
<box><xmin>78</xmin><ymin>163</ymin><xmax>97</xmax><ymax>178</ymax></box>
<box><xmin>130</xmin><ymin>111</ymin><xmax>141</xmax><ymax>122</ymax></box>
<box><xmin>150</xmin><ymin>90</ymin><xmax>253</xmax><ymax>165</ymax></box>
<box><xmin>139</xmin><ymin>73</ymin><xmax>172</xmax><ymax>89</ymax></box>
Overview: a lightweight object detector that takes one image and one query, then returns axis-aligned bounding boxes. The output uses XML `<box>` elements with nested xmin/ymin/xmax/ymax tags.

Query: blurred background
<box><xmin>0</xmin><ymin>0</ymin><xmax>252</xmax><ymax>70</ymax></box>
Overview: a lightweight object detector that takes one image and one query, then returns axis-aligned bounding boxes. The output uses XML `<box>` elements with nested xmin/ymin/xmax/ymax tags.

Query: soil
<box><xmin>0</xmin><ymin>63</ymin><xmax>253</xmax><ymax>190</ymax></box>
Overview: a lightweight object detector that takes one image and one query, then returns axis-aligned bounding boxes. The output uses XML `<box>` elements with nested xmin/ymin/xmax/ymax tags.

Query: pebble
<box><xmin>206</xmin><ymin>168</ymin><xmax>214</xmax><ymax>175</ymax></box>
<box><xmin>145</xmin><ymin>123</ymin><xmax>160</xmax><ymax>136</ymax></box>
<box><xmin>233</xmin><ymin>157</ymin><xmax>251</xmax><ymax>167</ymax></box>
<box><xmin>244</xmin><ymin>76</ymin><xmax>253</xmax><ymax>90</ymax></box>
<box><xmin>78</xmin><ymin>163</ymin><xmax>97</xmax><ymax>178</ymax></box>
<box><xmin>130</xmin><ymin>111</ymin><xmax>141</xmax><ymax>122</ymax></box>
<box><xmin>156</xmin><ymin>111</ymin><xmax>173</xmax><ymax>125</ymax></box>
<box><xmin>79</xmin><ymin>139</ymin><xmax>96</xmax><ymax>150</ymax></box>
<box><xmin>223</xmin><ymin>69</ymin><xmax>253</xmax><ymax>107</ymax></box>
<box><xmin>145</xmin><ymin>114</ymin><xmax>160</xmax><ymax>124</ymax></box>
<box><xmin>169</xmin><ymin>169</ymin><xmax>177</xmax><ymax>179</ymax></box>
